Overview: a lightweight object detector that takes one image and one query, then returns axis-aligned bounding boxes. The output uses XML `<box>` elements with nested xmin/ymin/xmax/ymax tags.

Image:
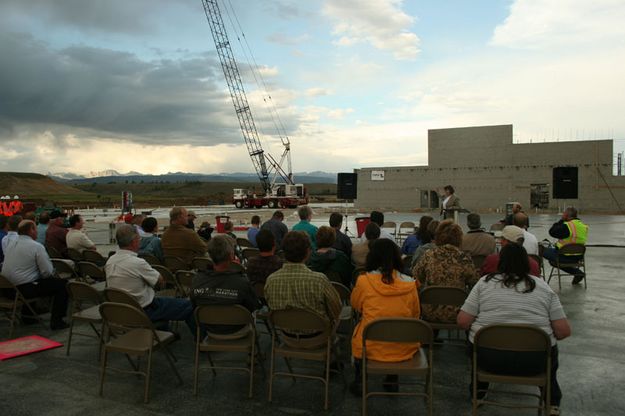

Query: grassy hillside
<box><xmin>0</xmin><ymin>172</ymin><xmax>337</xmax><ymax>208</ymax></box>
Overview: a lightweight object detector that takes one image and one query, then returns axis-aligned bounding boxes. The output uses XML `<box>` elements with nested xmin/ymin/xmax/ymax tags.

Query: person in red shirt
<box><xmin>481</xmin><ymin>225</ymin><xmax>540</xmax><ymax>277</ymax></box>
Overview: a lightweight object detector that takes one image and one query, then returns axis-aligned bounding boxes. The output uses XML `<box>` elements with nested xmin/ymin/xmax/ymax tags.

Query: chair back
<box><xmin>363</xmin><ymin>318</ymin><xmax>433</xmax><ymax>345</ymax></box>
<box><xmin>67</xmin><ymin>248</ymin><xmax>84</xmax><ymax>263</ymax></box>
<box><xmin>270</xmin><ymin>308</ymin><xmax>332</xmax><ymax>348</ymax></box>
<box><xmin>138</xmin><ymin>253</ymin><xmax>162</xmax><ymax>266</ymax></box>
<box><xmin>324</xmin><ymin>270</ymin><xmax>342</xmax><ymax>284</ymax></box>
<box><xmin>67</xmin><ymin>281</ymin><xmax>102</xmax><ymax>305</ymax></box>
<box><xmin>242</xmin><ymin>248</ymin><xmax>260</xmax><ymax>261</ymax></box>
<box><xmin>46</xmin><ymin>245</ymin><xmax>63</xmax><ymax>259</ymax></box>
<box><xmin>474</xmin><ymin>324</ymin><xmax>550</xmax><ymax>352</ymax></box>
<box><xmin>175</xmin><ymin>270</ymin><xmax>196</xmax><ymax>296</ymax></box>
<box><xmin>236</xmin><ymin>238</ymin><xmax>254</xmax><ymax>248</ymax></box>
<box><xmin>192</xmin><ymin>256</ymin><xmax>213</xmax><ymax>271</ymax></box>
<box><xmin>0</xmin><ymin>274</ymin><xmax>15</xmax><ymax>290</ymax></box>
<box><xmin>558</xmin><ymin>243</ymin><xmax>586</xmax><ymax>257</ymax></box>
<box><xmin>528</xmin><ymin>254</ymin><xmax>544</xmax><ymax>272</ymax></box>
<box><xmin>152</xmin><ymin>265</ymin><xmax>184</xmax><ymax>296</ymax></box>
<box><xmin>103</xmin><ymin>287</ymin><xmax>143</xmax><ymax>310</ymax></box>
<box><xmin>489</xmin><ymin>223</ymin><xmax>504</xmax><ymax>232</ymax></box>
<box><xmin>52</xmin><ymin>258</ymin><xmax>77</xmax><ymax>279</ymax></box>
<box><xmin>195</xmin><ymin>304</ymin><xmax>254</xmax><ymax>327</ymax></box>
<box><xmin>164</xmin><ymin>255</ymin><xmax>189</xmax><ymax>272</ymax></box>
<box><xmin>331</xmin><ymin>281</ymin><xmax>350</xmax><ymax>304</ymax></box>
<box><xmin>77</xmin><ymin>261</ymin><xmax>106</xmax><ymax>281</ymax></box>
<box><xmin>381</xmin><ymin>221</ymin><xmax>397</xmax><ymax>235</ymax></box>
<box><xmin>99</xmin><ymin>302</ymin><xmax>153</xmax><ymax>333</ymax></box>
<box><xmin>471</xmin><ymin>255</ymin><xmax>487</xmax><ymax>270</ymax></box>
<box><xmin>419</xmin><ymin>286</ymin><xmax>467</xmax><ymax>308</ymax></box>
<box><xmin>82</xmin><ymin>250</ymin><xmax>106</xmax><ymax>266</ymax></box>
<box><xmin>398</xmin><ymin>221</ymin><xmax>416</xmax><ymax>232</ymax></box>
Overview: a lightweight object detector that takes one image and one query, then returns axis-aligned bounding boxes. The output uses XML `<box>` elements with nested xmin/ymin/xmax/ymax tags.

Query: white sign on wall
<box><xmin>371</xmin><ymin>170</ymin><xmax>385</xmax><ymax>181</ymax></box>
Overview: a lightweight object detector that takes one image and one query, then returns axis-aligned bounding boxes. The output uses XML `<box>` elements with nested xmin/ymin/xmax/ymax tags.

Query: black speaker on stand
<box><xmin>553</xmin><ymin>167</ymin><xmax>578</xmax><ymax>199</ymax></box>
<box><xmin>337</xmin><ymin>173</ymin><xmax>357</xmax><ymax>200</ymax></box>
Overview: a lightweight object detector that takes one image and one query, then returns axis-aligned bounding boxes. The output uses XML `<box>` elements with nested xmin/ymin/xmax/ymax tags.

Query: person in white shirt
<box><xmin>1</xmin><ymin>220</ymin><xmax>69</xmax><ymax>329</ymax></box>
<box><xmin>66</xmin><ymin>214</ymin><xmax>97</xmax><ymax>253</ymax></box>
<box><xmin>513</xmin><ymin>212</ymin><xmax>539</xmax><ymax>256</ymax></box>
<box><xmin>105</xmin><ymin>224</ymin><xmax>195</xmax><ymax>334</ymax></box>
<box><xmin>361</xmin><ymin>211</ymin><xmax>396</xmax><ymax>244</ymax></box>
<box><xmin>1</xmin><ymin>214</ymin><xmax>22</xmax><ymax>254</ymax></box>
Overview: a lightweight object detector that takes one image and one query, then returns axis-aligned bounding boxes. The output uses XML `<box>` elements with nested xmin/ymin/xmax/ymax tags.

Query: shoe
<box><xmin>550</xmin><ymin>405</ymin><xmax>560</xmax><ymax>415</ymax></box>
<box><xmin>383</xmin><ymin>375</ymin><xmax>399</xmax><ymax>392</ymax></box>
<box><xmin>572</xmin><ymin>274</ymin><xmax>585</xmax><ymax>285</ymax></box>
<box><xmin>50</xmin><ymin>320</ymin><xmax>69</xmax><ymax>330</ymax></box>
<box><xmin>349</xmin><ymin>381</ymin><xmax>363</xmax><ymax>397</ymax></box>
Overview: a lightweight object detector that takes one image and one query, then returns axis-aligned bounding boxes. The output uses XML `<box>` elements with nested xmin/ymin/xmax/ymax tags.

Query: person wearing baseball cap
<box><xmin>480</xmin><ymin>225</ymin><xmax>540</xmax><ymax>276</ymax></box>
<box><xmin>186</xmin><ymin>210</ymin><xmax>197</xmax><ymax>230</ymax></box>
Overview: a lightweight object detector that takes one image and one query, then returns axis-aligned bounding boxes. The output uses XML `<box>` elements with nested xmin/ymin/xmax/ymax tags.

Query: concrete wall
<box><xmin>355</xmin><ymin>124</ymin><xmax>625</xmax><ymax>212</ymax></box>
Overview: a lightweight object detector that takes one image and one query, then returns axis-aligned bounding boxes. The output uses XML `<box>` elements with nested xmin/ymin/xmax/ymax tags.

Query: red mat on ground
<box><xmin>0</xmin><ymin>335</ymin><xmax>63</xmax><ymax>361</ymax></box>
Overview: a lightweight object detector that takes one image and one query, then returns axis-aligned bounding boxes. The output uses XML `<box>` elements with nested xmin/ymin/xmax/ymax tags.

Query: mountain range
<box><xmin>48</xmin><ymin>170</ymin><xmax>338</xmax><ymax>184</ymax></box>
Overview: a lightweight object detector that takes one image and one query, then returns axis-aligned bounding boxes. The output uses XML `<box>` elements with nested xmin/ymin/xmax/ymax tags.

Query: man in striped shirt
<box><xmin>264</xmin><ymin>231</ymin><xmax>341</xmax><ymax>325</ymax></box>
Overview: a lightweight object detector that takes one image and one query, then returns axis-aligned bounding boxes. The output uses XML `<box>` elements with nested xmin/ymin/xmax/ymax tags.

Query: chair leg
<box><xmin>249</xmin><ymin>334</ymin><xmax>255</xmax><ymax>398</ymax></box>
<box><xmin>206</xmin><ymin>352</ymin><xmax>217</xmax><ymax>376</ymax></box>
<box><xmin>362</xmin><ymin>358</ymin><xmax>367</xmax><ymax>416</ymax></box>
<box><xmin>324</xmin><ymin>342</ymin><xmax>330</xmax><ymax>410</ymax></box>
<box><xmin>162</xmin><ymin>345</ymin><xmax>183</xmax><ymax>385</ymax></box>
<box><xmin>66</xmin><ymin>319</ymin><xmax>75</xmax><ymax>356</ymax></box>
<box><xmin>557</xmin><ymin>268</ymin><xmax>562</xmax><ymax>291</ymax></box>
<box><xmin>268</xmin><ymin>336</ymin><xmax>276</xmax><ymax>403</ymax></box>
<box><xmin>144</xmin><ymin>348</ymin><xmax>152</xmax><ymax>404</ymax></box>
<box><xmin>193</xmin><ymin>342</ymin><xmax>200</xmax><ymax>396</ymax></box>
<box><xmin>99</xmin><ymin>349</ymin><xmax>108</xmax><ymax>397</ymax></box>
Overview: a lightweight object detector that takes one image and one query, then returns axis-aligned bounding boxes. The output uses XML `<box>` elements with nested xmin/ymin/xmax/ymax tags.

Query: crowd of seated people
<box><xmin>1</xmin><ymin>204</ymin><xmax>578</xmax><ymax>415</ymax></box>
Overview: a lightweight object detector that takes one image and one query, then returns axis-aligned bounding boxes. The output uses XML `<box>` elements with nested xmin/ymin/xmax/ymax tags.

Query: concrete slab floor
<box><xmin>2</xmin><ymin>246</ymin><xmax>625</xmax><ymax>416</ymax></box>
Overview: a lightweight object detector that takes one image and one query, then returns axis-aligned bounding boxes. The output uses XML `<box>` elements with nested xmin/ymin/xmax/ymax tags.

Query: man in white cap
<box><xmin>480</xmin><ymin>225</ymin><xmax>540</xmax><ymax>276</ymax></box>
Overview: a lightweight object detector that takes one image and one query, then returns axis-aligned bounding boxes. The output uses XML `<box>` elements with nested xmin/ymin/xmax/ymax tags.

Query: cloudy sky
<box><xmin>1</xmin><ymin>0</ymin><xmax>624</xmax><ymax>176</ymax></box>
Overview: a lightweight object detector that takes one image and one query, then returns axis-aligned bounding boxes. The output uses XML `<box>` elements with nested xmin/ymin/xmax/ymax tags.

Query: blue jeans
<box><xmin>144</xmin><ymin>297</ymin><xmax>196</xmax><ymax>336</ymax></box>
<box><xmin>542</xmin><ymin>247</ymin><xmax>583</xmax><ymax>276</ymax></box>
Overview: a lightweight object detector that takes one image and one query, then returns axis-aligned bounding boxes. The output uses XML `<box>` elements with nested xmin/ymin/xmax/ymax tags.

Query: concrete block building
<box><xmin>355</xmin><ymin>124</ymin><xmax>625</xmax><ymax>212</ymax></box>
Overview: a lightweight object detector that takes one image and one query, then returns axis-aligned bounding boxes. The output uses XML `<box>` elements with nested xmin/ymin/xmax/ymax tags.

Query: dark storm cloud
<box><xmin>0</xmin><ymin>0</ymin><xmax>193</xmax><ymax>34</ymax></box>
<box><xmin>0</xmin><ymin>32</ymin><xmax>254</xmax><ymax>145</ymax></box>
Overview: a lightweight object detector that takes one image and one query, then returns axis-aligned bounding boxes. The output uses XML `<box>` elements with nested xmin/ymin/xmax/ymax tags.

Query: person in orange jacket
<box><xmin>350</xmin><ymin>238</ymin><xmax>421</xmax><ymax>396</ymax></box>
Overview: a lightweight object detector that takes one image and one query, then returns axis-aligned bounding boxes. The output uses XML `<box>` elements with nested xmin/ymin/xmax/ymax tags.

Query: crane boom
<box><xmin>201</xmin><ymin>0</ymin><xmax>272</xmax><ymax>192</ymax></box>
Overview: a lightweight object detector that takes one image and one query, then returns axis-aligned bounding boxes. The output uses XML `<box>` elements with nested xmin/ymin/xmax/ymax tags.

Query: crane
<box><xmin>201</xmin><ymin>0</ymin><xmax>307</xmax><ymax>209</ymax></box>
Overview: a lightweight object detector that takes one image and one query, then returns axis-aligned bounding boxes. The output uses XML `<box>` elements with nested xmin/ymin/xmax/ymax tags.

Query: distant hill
<box><xmin>0</xmin><ymin>172</ymin><xmax>87</xmax><ymax>197</ymax></box>
<box><xmin>52</xmin><ymin>171</ymin><xmax>338</xmax><ymax>185</ymax></box>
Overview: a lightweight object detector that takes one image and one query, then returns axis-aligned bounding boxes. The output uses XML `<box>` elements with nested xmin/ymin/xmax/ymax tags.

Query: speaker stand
<box><xmin>340</xmin><ymin>200</ymin><xmax>356</xmax><ymax>238</ymax></box>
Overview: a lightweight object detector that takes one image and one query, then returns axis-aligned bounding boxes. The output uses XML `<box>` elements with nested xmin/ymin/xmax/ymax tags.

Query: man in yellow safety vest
<box><xmin>543</xmin><ymin>206</ymin><xmax>588</xmax><ymax>284</ymax></box>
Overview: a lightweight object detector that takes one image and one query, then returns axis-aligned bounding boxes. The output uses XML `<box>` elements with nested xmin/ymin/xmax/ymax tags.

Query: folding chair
<box><xmin>236</xmin><ymin>237</ymin><xmax>254</xmax><ymax>249</ymax></box>
<box><xmin>82</xmin><ymin>250</ymin><xmax>107</xmax><ymax>267</ymax></box>
<box><xmin>362</xmin><ymin>318</ymin><xmax>434</xmax><ymax>416</ymax></box>
<box><xmin>46</xmin><ymin>245</ymin><xmax>63</xmax><ymax>259</ymax></box>
<box><xmin>547</xmin><ymin>244</ymin><xmax>587</xmax><ymax>290</ymax></box>
<box><xmin>164</xmin><ymin>255</ymin><xmax>189</xmax><ymax>273</ymax></box>
<box><xmin>398</xmin><ymin>221</ymin><xmax>416</xmax><ymax>245</ymax></box>
<box><xmin>331</xmin><ymin>281</ymin><xmax>353</xmax><ymax>356</ymax></box>
<box><xmin>0</xmin><ymin>274</ymin><xmax>47</xmax><ymax>338</ymax></box>
<box><xmin>471</xmin><ymin>255</ymin><xmax>487</xmax><ymax>271</ymax></box>
<box><xmin>52</xmin><ymin>258</ymin><xmax>79</xmax><ymax>280</ymax></box>
<box><xmin>175</xmin><ymin>270</ymin><xmax>196</xmax><ymax>297</ymax></box>
<box><xmin>192</xmin><ymin>256</ymin><xmax>213</xmax><ymax>271</ymax></box>
<box><xmin>381</xmin><ymin>221</ymin><xmax>397</xmax><ymax>242</ymax></box>
<box><xmin>472</xmin><ymin>324</ymin><xmax>551</xmax><ymax>415</ymax></box>
<box><xmin>152</xmin><ymin>265</ymin><xmax>186</xmax><ymax>298</ymax></box>
<box><xmin>67</xmin><ymin>248</ymin><xmax>84</xmax><ymax>263</ymax></box>
<box><xmin>268</xmin><ymin>308</ymin><xmax>334</xmax><ymax>410</ymax></box>
<box><xmin>138</xmin><ymin>253</ymin><xmax>162</xmax><ymax>266</ymax></box>
<box><xmin>193</xmin><ymin>304</ymin><xmax>259</xmax><ymax>397</ymax></box>
<box><xmin>77</xmin><ymin>261</ymin><xmax>106</xmax><ymax>282</ymax></box>
<box><xmin>419</xmin><ymin>286</ymin><xmax>467</xmax><ymax>345</ymax></box>
<box><xmin>242</xmin><ymin>248</ymin><xmax>260</xmax><ymax>262</ymax></box>
<box><xmin>528</xmin><ymin>255</ymin><xmax>545</xmax><ymax>279</ymax></box>
<box><xmin>98</xmin><ymin>302</ymin><xmax>183</xmax><ymax>403</ymax></box>
<box><xmin>66</xmin><ymin>281</ymin><xmax>103</xmax><ymax>356</ymax></box>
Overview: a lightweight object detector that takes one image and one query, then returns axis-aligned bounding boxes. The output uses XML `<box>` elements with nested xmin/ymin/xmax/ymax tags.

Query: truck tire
<box><xmin>268</xmin><ymin>200</ymin><xmax>277</xmax><ymax>209</ymax></box>
<box><xmin>235</xmin><ymin>201</ymin><xmax>243</xmax><ymax>209</ymax></box>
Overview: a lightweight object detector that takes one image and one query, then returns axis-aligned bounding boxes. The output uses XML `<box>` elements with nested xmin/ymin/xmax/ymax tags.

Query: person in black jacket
<box><xmin>191</xmin><ymin>234</ymin><xmax>260</xmax><ymax>334</ymax></box>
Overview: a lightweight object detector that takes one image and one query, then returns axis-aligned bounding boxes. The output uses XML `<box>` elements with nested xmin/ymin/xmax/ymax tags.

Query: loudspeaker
<box><xmin>337</xmin><ymin>173</ymin><xmax>357</xmax><ymax>200</ymax></box>
<box><xmin>553</xmin><ymin>167</ymin><xmax>578</xmax><ymax>199</ymax></box>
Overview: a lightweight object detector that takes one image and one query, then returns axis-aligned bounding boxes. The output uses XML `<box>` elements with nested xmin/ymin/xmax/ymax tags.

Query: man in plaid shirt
<box><xmin>265</xmin><ymin>231</ymin><xmax>341</xmax><ymax>324</ymax></box>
